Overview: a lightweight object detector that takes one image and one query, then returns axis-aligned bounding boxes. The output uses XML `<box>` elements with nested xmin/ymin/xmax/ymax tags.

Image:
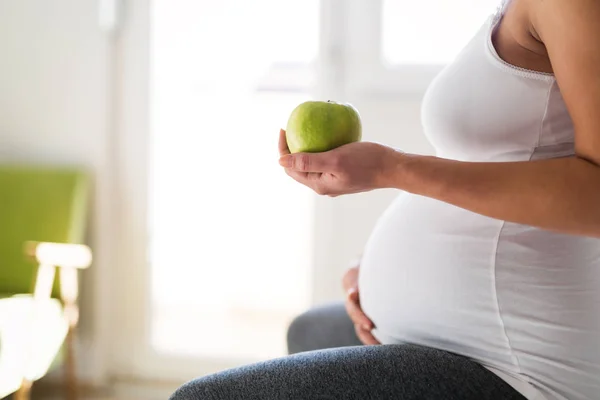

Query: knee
<box><xmin>169</xmin><ymin>383</ymin><xmax>194</xmax><ymax>400</ymax></box>
<box><xmin>169</xmin><ymin>379</ymin><xmax>216</xmax><ymax>400</ymax></box>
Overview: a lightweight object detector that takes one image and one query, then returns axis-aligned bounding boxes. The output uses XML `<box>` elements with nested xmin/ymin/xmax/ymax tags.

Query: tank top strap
<box><xmin>493</xmin><ymin>0</ymin><xmax>510</xmax><ymax>23</ymax></box>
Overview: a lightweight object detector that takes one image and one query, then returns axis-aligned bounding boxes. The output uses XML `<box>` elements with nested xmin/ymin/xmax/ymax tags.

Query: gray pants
<box><xmin>170</xmin><ymin>302</ymin><xmax>526</xmax><ymax>399</ymax></box>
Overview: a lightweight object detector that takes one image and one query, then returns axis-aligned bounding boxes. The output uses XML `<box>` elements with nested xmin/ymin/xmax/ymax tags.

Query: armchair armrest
<box><xmin>24</xmin><ymin>242</ymin><xmax>92</xmax><ymax>269</ymax></box>
<box><xmin>23</xmin><ymin>242</ymin><xmax>92</xmax><ymax>322</ymax></box>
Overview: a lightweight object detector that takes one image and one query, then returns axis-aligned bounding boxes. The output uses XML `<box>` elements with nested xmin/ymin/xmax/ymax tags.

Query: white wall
<box><xmin>0</xmin><ymin>0</ymin><xmax>114</xmax><ymax>384</ymax></box>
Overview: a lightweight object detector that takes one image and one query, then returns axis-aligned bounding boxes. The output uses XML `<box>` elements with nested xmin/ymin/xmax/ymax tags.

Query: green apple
<box><xmin>285</xmin><ymin>100</ymin><xmax>362</xmax><ymax>154</ymax></box>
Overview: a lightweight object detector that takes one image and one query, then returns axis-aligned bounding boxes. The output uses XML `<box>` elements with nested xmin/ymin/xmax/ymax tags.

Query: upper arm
<box><xmin>532</xmin><ymin>0</ymin><xmax>600</xmax><ymax>165</ymax></box>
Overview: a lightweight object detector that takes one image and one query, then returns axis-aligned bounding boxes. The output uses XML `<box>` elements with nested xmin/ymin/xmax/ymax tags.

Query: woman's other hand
<box><xmin>342</xmin><ymin>261</ymin><xmax>380</xmax><ymax>346</ymax></box>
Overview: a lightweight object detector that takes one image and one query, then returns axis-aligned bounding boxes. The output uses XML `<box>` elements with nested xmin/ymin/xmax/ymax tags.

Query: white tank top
<box><xmin>358</xmin><ymin>5</ymin><xmax>600</xmax><ymax>400</ymax></box>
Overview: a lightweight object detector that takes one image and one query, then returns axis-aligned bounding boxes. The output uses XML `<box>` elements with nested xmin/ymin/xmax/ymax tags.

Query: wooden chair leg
<box><xmin>65</xmin><ymin>325</ymin><xmax>78</xmax><ymax>400</ymax></box>
<box><xmin>14</xmin><ymin>379</ymin><xmax>32</xmax><ymax>400</ymax></box>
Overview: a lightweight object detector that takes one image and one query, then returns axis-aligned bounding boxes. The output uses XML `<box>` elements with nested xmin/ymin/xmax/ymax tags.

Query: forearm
<box><xmin>393</xmin><ymin>154</ymin><xmax>600</xmax><ymax>237</ymax></box>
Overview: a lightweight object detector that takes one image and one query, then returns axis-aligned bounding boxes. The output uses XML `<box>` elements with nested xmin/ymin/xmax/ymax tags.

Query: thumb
<box><xmin>347</xmin><ymin>287</ymin><xmax>359</xmax><ymax>302</ymax></box>
<box><xmin>279</xmin><ymin>152</ymin><xmax>331</xmax><ymax>172</ymax></box>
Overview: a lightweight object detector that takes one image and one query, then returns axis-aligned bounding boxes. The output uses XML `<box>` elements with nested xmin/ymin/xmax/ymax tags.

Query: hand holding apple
<box><xmin>278</xmin><ymin>129</ymin><xmax>402</xmax><ymax>196</ymax></box>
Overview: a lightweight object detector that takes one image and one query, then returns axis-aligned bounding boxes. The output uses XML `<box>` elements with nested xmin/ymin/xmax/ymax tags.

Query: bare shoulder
<box><xmin>528</xmin><ymin>0</ymin><xmax>600</xmax><ymax>71</ymax></box>
<box><xmin>493</xmin><ymin>0</ymin><xmax>553</xmax><ymax>73</ymax></box>
<box><xmin>528</xmin><ymin>0</ymin><xmax>600</xmax><ymax>165</ymax></box>
<box><xmin>529</xmin><ymin>0</ymin><xmax>600</xmax><ymax>40</ymax></box>
<box><xmin>499</xmin><ymin>0</ymin><xmax>600</xmax><ymax>74</ymax></box>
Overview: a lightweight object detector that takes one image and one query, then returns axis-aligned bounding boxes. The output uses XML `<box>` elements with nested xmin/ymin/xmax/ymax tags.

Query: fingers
<box><xmin>278</xmin><ymin>129</ymin><xmax>290</xmax><ymax>156</ymax></box>
<box><xmin>355</xmin><ymin>325</ymin><xmax>380</xmax><ymax>346</ymax></box>
<box><xmin>345</xmin><ymin>288</ymin><xmax>374</xmax><ymax>330</ymax></box>
<box><xmin>284</xmin><ymin>167</ymin><xmax>307</xmax><ymax>181</ymax></box>
<box><xmin>278</xmin><ymin>128</ymin><xmax>335</xmax><ymax>193</ymax></box>
<box><xmin>284</xmin><ymin>168</ymin><xmax>314</xmax><ymax>189</ymax></box>
<box><xmin>342</xmin><ymin>267</ymin><xmax>359</xmax><ymax>293</ymax></box>
<box><xmin>279</xmin><ymin>129</ymin><xmax>319</xmax><ymax>184</ymax></box>
<box><xmin>284</xmin><ymin>168</ymin><xmax>325</xmax><ymax>190</ymax></box>
<box><xmin>348</xmin><ymin>287</ymin><xmax>379</xmax><ymax>345</ymax></box>
<box><xmin>279</xmin><ymin>152</ymin><xmax>333</xmax><ymax>173</ymax></box>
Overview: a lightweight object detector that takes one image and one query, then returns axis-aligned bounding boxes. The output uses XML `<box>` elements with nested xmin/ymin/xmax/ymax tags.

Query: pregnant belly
<box><xmin>357</xmin><ymin>193</ymin><xmax>509</xmax><ymax>358</ymax></box>
<box><xmin>357</xmin><ymin>193</ymin><xmax>600</xmax><ymax>400</ymax></box>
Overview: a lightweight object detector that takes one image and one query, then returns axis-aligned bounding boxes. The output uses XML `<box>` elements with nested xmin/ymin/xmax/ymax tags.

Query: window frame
<box><xmin>339</xmin><ymin>0</ymin><xmax>444</xmax><ymax>98</ymax></box>
<box><xmin>341</xmin><ymin>0</ymin><xmax>501</xmax><ymax>98</ymax></box>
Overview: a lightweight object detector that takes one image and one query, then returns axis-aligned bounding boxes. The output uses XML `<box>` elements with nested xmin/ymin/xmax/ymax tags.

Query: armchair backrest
<box><xmin>0</xmin><ymin>165</ymin><xmax>89</xmax><ymax>296</ymax></box>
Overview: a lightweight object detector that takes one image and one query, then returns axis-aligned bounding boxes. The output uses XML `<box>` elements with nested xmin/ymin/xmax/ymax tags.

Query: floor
<box><xmin>29</xmin><ymin>380</ymin><xmax>176</xmax><ymax>400</ymax></box>
<box><xmin>31</xmin><ymin>389</ymin><xmax>121</xmax><ymax>400</ymax></box>
<box><xmin>34</xmin><ymin>397</ymin><xmax>120</xmax><ymax>400</ymax></box>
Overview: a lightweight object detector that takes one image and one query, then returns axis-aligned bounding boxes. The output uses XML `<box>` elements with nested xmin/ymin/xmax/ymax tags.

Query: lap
<box><xmin>169</xmin><ymin>344</ymin><xmax>526</xmax><ymax>400</ymax></box>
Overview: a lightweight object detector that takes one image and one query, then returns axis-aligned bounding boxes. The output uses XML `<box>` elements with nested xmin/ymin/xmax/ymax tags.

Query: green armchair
<box><xmin>0</xmin><ymin>165</ymin><xmax>91</xmax><ymax>400</ymax></box>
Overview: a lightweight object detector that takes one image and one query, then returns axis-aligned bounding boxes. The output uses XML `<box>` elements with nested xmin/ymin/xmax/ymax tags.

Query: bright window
<box><xmin>382</xmin><ymin>0</ymin><xmax>500</xmax><ymax>64</ymax></box>
<box><xmin>150</xmin><ymin>0</ymin><xmax>319</xmax><ymax>361</ymax></box>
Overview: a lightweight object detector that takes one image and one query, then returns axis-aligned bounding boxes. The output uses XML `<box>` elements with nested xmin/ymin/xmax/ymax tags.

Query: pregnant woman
<box><xmin>170</xmin><ymin>0</ymin><xmax>600</xmax><ymax>399</ymax></box>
